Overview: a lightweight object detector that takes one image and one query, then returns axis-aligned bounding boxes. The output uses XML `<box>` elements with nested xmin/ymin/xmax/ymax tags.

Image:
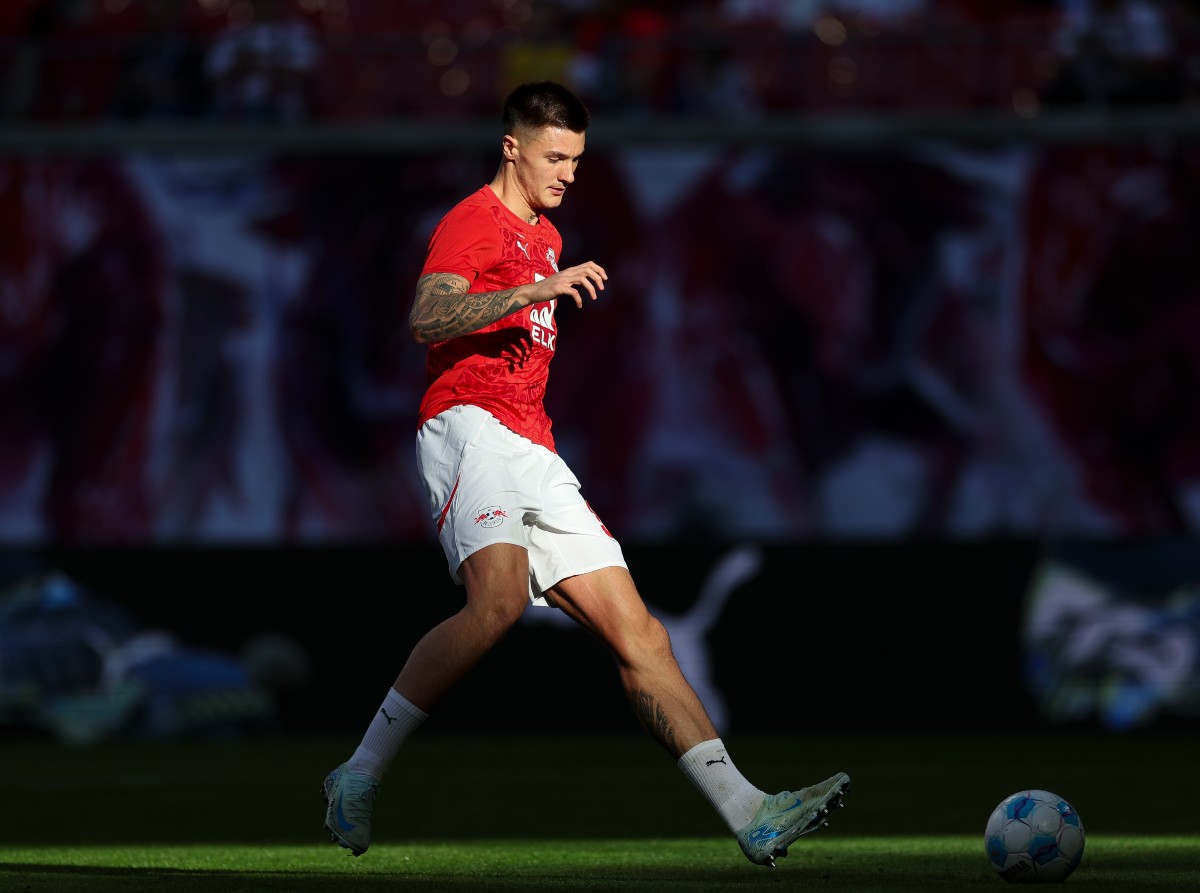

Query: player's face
<box><xmin>513</xmin><ymin>126</ymin><xmax>585</xmax><ymax>212</ymax></box>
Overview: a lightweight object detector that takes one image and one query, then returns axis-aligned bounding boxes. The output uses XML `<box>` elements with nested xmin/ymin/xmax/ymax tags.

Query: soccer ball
<box><xmin>984</xmin><ymin>789</ymin><xmax>1085</xmax><ymax>883</ymax></box>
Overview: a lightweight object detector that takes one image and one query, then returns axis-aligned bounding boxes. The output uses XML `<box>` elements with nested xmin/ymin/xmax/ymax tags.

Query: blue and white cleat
<box><xmin>736</xmin><ymin>772</ymin><xmax>851</xmax><ymax>867</ymax></box>
<box><xmin>322</xmin><ymin>763</ymin><xmax>381</xmax><ymax>856</ymax></box>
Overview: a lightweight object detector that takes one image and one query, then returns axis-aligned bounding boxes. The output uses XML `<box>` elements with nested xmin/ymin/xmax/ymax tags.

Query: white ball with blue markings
<box><xmin>984</xmin><ymin>789</ymin><xmax>1085</xmax><ymax>883</ymax></box>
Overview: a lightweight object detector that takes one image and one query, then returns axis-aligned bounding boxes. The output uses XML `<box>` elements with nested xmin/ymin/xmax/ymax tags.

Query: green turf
<box><xmin>1</xmin><ymin>729</ymin><xmax>1197</xmax><ymax>891</ymax></box>
<box><xmin>5</xmin><ymin>837</ymin><xmax>1198</xmax><ymax>892</ymax></box>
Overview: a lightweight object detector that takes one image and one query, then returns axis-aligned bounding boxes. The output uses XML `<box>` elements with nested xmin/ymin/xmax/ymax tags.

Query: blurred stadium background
<box><xmin>1</xmin><ymin>0</ymin><xmax>1199</xmax><ymax>749</ymax></box>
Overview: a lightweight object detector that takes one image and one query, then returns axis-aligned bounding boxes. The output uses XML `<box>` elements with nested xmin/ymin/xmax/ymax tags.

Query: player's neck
<box><xmin>489</xmin><ymin>173</ymin><xmax>539</xmax><ymax>226</ymax></box>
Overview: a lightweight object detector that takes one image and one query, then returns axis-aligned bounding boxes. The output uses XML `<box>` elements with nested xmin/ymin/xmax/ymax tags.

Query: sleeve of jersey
<box><xmin>421</xmin><ymin>204</ymin><xmax>501</xmax><ymax>284</ymax></box>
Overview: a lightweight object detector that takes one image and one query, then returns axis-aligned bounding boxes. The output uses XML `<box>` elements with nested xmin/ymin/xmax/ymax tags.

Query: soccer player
<box><xmin>320</xmin><ymin>80</ymin><xmax>850</xmax><ymax>868</ymax></box>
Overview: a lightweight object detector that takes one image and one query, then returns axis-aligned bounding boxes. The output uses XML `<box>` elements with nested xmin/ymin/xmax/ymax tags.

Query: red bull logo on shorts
<box><xmin>473</xmin><ymin>505</ymin><xmax>508</xmax><ymax>528</ymax></box>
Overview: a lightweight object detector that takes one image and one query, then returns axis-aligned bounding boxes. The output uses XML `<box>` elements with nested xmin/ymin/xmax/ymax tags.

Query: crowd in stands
<box><xmin>1</xmin><ymin>0</ymin><xmax>1197</xmax><ymax>122</ymax></box>
<box><xmin>2</xmin><ymin>0</ymin><xmax>1199</xmax><ymax>546</ymax></box>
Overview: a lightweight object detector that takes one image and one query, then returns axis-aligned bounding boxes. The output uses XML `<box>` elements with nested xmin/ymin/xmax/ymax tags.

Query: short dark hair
<box><xmin>502</xmin><ymin>81</ymin><xmax>590</xmax><ymax>135</ymax></box>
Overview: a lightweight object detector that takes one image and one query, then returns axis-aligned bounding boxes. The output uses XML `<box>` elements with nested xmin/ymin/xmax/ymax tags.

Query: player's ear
<box><xmin>502</xmin><ymin>134</ymin><xmax>519</xmax><ymax>161</ymax></box>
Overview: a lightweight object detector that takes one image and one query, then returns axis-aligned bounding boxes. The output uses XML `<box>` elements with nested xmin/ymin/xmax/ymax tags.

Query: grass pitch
<box><xmin>2</xmin><ymin>729</ymin><xmax>1197</xmax><ymax>892</ymax></box>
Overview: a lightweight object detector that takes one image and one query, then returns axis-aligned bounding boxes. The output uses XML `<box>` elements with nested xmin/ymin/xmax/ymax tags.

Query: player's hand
<box><xmin>523</xmin><ymin>261</ymin><xmax>607</xmax><ymax>309</ymax></box>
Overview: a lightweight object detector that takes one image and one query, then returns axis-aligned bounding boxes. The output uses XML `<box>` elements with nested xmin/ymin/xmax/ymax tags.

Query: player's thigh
<box><xmin>460</xmin><ymin>542</ymin><xmax>531</xmax><ymax>625</ymax></box>
<box><xmin>548</xmin><ymin>565</ymin><xmax>660</xmax><ymax>651</ymax></box>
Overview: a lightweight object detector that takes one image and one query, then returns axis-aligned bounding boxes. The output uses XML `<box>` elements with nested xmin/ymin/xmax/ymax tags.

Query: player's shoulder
<box><xmin>443</xmin><ymin>185</ymin><xmax>496</xmax><ymax>221</ymax></box>
<box><xmin>536</xmin><ymin>212</ymin><xmax>562</xmax><ymax>241</ymax></box>
<box><xmin>428</xmin><ymin>187</ymin><xmax>493</xmax><ymax>238</ymax></box>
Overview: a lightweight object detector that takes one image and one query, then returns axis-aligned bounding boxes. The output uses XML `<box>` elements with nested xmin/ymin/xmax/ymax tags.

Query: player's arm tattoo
<box><xmin>410</xmin><ymin>272</ymin><xmax>525</xmax><ymax>342</ymax></box>
<box><xmin>630</xmin><ymin>688</ymin><xmax>679</xmax><ymax>756</ymax></box>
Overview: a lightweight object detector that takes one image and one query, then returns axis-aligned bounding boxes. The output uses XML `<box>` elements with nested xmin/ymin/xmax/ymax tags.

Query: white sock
<box><xmin>677</xmin><ymin>738</ymin><xmax>766</xmax><ymax>832</ymax></box>
<box><xmin>345</xmin><ymin>689</ymin><xmax>427</xmax><ymax>781</ymax></box>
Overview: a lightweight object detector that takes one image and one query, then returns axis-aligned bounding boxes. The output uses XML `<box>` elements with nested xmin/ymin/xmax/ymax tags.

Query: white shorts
<box><xmin>416</xmin><ymin>404</ymin><xmax>627</xmax><ymax>606</ymax></box>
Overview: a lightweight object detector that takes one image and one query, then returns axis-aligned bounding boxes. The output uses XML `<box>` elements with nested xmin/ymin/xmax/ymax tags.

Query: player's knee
<box><xmin>644</xmin><ymin>615</ymin><xmax>675</xmax><ymax>660</ymax></box>
<box><xmin>490</xmin><ymin>598</ymin><xmax>527</xmax><ymax>636</ymax></box>
<box><xmin>612</xmin><ymin>612</ymin><xmax>673</xmax><ymax>667</ymax></box>
<box><xmin>465</xmin><ymin>593</ymin><xmax>526</xmax><ymax>642</ymax></box>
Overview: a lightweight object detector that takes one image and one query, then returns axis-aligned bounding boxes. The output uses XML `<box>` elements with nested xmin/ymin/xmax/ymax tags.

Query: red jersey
<box><xmin>417</xmin><ymin>185</ymin><xmax>563</xmax><ymax>451</ymax></box>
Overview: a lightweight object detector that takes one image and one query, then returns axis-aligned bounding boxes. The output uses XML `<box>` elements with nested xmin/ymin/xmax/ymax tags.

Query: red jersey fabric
<box><xmin>417</xmin><ymin>185</ymin><xmax>564</xmax><ymax>451</ymax></box>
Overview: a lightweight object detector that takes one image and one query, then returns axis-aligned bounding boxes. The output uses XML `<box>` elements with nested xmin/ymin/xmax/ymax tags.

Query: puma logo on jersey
<box><xmin>516</xmin><ymin>239</ymin><xmax>530</xmax><ymax>258</ymax></box>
